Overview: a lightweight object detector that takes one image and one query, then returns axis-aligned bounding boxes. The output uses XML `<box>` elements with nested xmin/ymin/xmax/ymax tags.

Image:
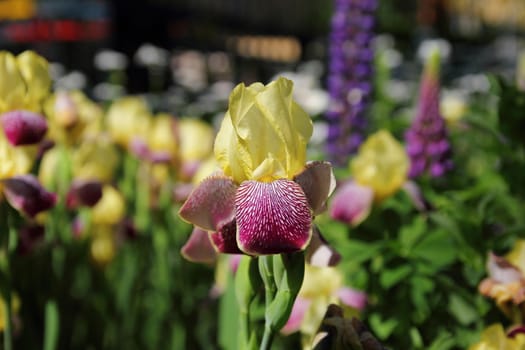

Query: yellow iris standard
<box><xmin>214</xmin><ymin>77</ymin><xmax>313</xmax><ymax>184</ymax></box>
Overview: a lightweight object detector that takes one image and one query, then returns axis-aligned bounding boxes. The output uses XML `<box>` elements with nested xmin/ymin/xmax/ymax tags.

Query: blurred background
<box><xmin>1</xmin><ymin>0</ymin><xmax>523</xmax><ymax>99</ymax></box>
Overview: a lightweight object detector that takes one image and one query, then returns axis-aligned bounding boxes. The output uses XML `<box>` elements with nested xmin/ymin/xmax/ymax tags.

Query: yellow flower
<box><xmin>148</xmin><ymin>113</ymin><xmax>177</xmax><ymax>158</ymax></box>
<box><xmin>469</xmin><ymin>324</ymin><xmax>525</xmax><ymax>350</ymax></box>
<box><xmin>178</xmin><ymin>118</ymin><xmax>214</xmax><ymax>162</ymax></box>
<box><xmin>16</xmin><ymin>51</ymin><xmax>51</xmax><ymax>108</ymax></box>
<box><xmin>72</xmin><ymin>136</ymin><xmax>119</xmax><ymax>182</ymax></box>
<box><xmin>441</xmin><ymin>93</ymin><xmax>467</xmax><ymax>125</ymax></box>
<box><xmin>0</xmin><ymin>51</ymin><xmax>50</xmax><ymax>113</ymax></box>
<box><xmin>214</xmin><ymin>77</ymin><xmax>313</xmax><ymax>183</ymax></box>
<box><xmin>351</xmin><ymin>130</ymin><xmax>409</xmax><ymax>201</ymax></box>
<box><xmin>106</xmin><ymin>96</ymin><xmax>151</xmax><ymax>148</ymax></box>
<box><xmin>44</xmin><ymin>90</ymin><xmax>104</xmax><ymax>144</ymax></box>
<box><xmin>90</xmin><ymin>225</ymin><xmax>116</xmax><ymax>267</ymax></box>
<box><xmin>91</xmin><ymin>185</ymin><xmax>125</xmax><ymax>225</ymax></box>
<box><xmin>0</xmin><ymin>294</ymin><xmax>21</xmax><ymax>332</ymax></box>
<box><xmin>0</xmin><ymin>132</ymin><xmax>36</xmax><ymax>180</ymax></box>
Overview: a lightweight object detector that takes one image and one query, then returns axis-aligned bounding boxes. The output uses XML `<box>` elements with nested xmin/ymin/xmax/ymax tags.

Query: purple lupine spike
<box><xmin>325</xmin><ymin>0</ymin><xmax>377</xmax><ymax>166</ymax></box>
<box><xmin>405</xmin><ymin>49</ymin><xmax>453</xmax><ymax>178</ymax></box>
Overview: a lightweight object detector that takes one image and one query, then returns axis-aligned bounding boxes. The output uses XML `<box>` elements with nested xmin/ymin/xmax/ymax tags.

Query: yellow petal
<box><xmin>91</xmin><ymin>185</ymin><xmax>126</xmax><ymax>225</ymax></box>
<box><xmin>214</xmin><ymin>77</ymin><xmax>312</xmax><ymax>183</ymax></box>
<box><xmin>16</xmin><ymin>50</ymin><xmax>51</xmax><ymax>108</ymax></box>
<box><xmin>0</xmin><ymin>51</ymin><xmax>26</xmax><ymax>113</ymax></box>
<box><xmin>506</xmin><ymin>240</ymin><xmax>525</xmax><ymax>274</ymax></box>
<box><xmin>178</xmin><ymin>118</ymin><xmax>214</xmax><ymax>162</ymax></box>
<box><xmin>148</xmin><ymin>113</ymin><xmax>177</xmax><ymax>156</ymax></box>
<box><xmin>106</xmin><ymin>96</ymin><xmax>151</xmax><ymax>148</ymax></box>
<box><xmin>351</xmin><ymin>130</ymin><xmax>409</xmax><ymax>201</ymax></box>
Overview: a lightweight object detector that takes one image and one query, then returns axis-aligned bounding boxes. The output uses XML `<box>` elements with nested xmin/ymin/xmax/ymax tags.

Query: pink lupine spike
<box><xmin>1</xmin><ymin>110</ymin><xmax>48</xmax><ymax>146</ymax></box>
<box><xmin>235</xmin><ymin>179</ymin><xmax>312</xmax><ymax>255</ymax></box>
<box><xmin>329</xmin><ymin>180</ymin><xmax>373</xmax><ymax>227</ymax></box>
<box><xmin>2</xmin><ymin>174</ymin><xmax>57</xmax><ymax>217</ymax></box>
<box><xmin>294</xmin><ymin>161</ymin><xmax>336</xmax><ymax>215</ymax></box>
<box><xmin>209</xmin><ymin>220</ymin><xmax>242</xmax><ymax>254</ymax></box>
<box><xmin>180</xmin><ymin>227</ymin><xmax>218</xmax><ymax>264</ymax></box>
<box><xmin>179</xmin><ymin>173</ymin><xmax>237</xmax><ymax>232</ymax></box>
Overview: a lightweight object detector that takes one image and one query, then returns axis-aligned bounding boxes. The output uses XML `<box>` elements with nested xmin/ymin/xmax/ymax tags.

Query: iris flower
<box><xmin>180</xmin><ymin>77</ymin><xmax>335</xmax><ymax>256</ymax></box>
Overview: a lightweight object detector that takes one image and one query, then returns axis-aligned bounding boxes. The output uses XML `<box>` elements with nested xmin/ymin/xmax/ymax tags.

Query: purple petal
<box><xmin>329</xmin><ymin>181</ymin><xmax>373</xmax><ymax>227</ymax></box>
<box><xmin>179</xmin><ymin>174</ymin><xmax>237</xmax><ymax>232</ymax></box>
<box><xmin>487</xmin><ymin>253</ymin><xmax>523</xmax><ymax>284</ymax></box>
<box><xmin>281</xmin><ymin>297</ymin><xmax>311</xmax><ymax>335</ymax></box>
<box><xmin>66</xmin><ymin>179</ymin><xmax>103</xmax><ymax>208</ymax></box>
<box><xmin>306</xmin><ymin>226</ymin><xmax>341</xmax><ymax>267</ymax></box>
<box><xmin>17</xmin><ymin>225</ymin><xmax>45</xmax><ymax>255</ymax></box>
<box><xmin>294</xmin><ymin>161</ymin><xmax>336</xmax><ymax>215</ymax></box>
<box><xmin>180</xmin><ymin>227</ymin><xmax>218</xmax><ymax>264</ymax></box>
<box><xmin>402</xmin><ymin>180</ymin><xmax>431</xmax><ymax>212</ymax></box>
<box><xmin>1</xmin><ymin>110</ymin><xmax>48</xmax><ymax>146</ymax></box>
<box><xmin>337</xmin><ymin>287</ymin><xmax>367</xmax><ymax>310</ymax></box>
<box><xmin>209</xmin><ymin>220</ymin><xmax>243</xmax><ymax>254</ymax></box>
<box><xmin>229</xmin><ymin>254</ymin><xmax>242</xmax><ymax>274</ymax></box>
<box><xmin>2</xmin><ymin>174</ymin><xmax>57</xmax><ymax>217</ymax></box>
<box><xmin>235</xmin><ymin>179</ymin><xmax>312</xmax><ymax>255</ymax></box>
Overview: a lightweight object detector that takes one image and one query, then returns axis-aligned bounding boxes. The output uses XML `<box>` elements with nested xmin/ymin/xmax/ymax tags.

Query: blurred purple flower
<box><xmin>325</xmin><ymin>0</ymin><xmax>377</xmax><ymax>165</ymax></box>
<box><xmin>17</xmin><ymin>225</ymin><xmax>45</xmax><ymax>255</ymax></box>
<box><xmin>66</xmin><ymin>179</ymin><xmax>103</xmax><ymax>209</ymax></box>
<box><xmin>2</xmin><ymin>174</ymin><xmax>57</xmax><ymax>217</ymax></box>
<box><xmin>405</xmin><ymin>50</ymin><xmax>453</xmax><ymax>178</ymax></box>
<box><xmin>1</xmin><ymin>110</ymin><xmax>48</xmax><ymax>146</ymax></box>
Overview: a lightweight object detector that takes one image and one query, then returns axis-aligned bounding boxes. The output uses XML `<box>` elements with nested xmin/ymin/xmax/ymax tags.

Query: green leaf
<box><xmin>43</xmin><ymin>300</ymin><xmax>59</xmax><ymax>350</ymax></box>
<box><xmin>379</xmin><ymin>265</ymin><xmax>412</xmax><ymax>289</ymax></box>
<box><xmin>411</xmin><ymin>230</ymin><xmax>457</xmax><ymax>270</ymax></box>
<box><xmin>448</xmin><ymin>293</ymin><xmax>478</xmax><ymax>325</ymax></box>
<box><xmin>368</xmin><ymin>313</ymin><xmax>398</xmax><ymax>340</ymax></box>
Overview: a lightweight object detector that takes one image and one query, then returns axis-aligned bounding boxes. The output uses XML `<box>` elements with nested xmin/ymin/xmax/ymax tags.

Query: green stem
<box><xmin>2</xmin><ymin>206</ymin><xmax>16</xmax><ymax>350</ymax></box>
<box><xmin>260</xmin><ymin>325</ymin><xmax>275</xmax><ymax>350</ymax></box>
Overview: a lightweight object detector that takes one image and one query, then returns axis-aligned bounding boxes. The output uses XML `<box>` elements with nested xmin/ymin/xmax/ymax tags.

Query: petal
<box><xmin>487</xmin><ymin>253</ymin><xmax>523</xmax><ymax>284</ymax></box>
<box><xmin>66</xmin><ymin>179</ymin><xmax>103</xmax><ymax>208</ymax></box>
<box><xmin>305</xmin><ymin>226</ymin><xmax>341</xmax><ymax>267</ymax></box>
<box><xmin>294</xmin><ymin>161</ymin><xmax>336</xmax><ymax>215</ymax></box>
<box><xmin>235</xmin><ymin>179</ymin><xmax>312</xmax><ymax>255</ymax></box>
<box><xmin>281</xmin><ymin>297</ymin><xmax>311</xmax><ymax>335</ymax></box>
<box><xmin>402</xmin><ymin>180</ymin><xmax>432</xmax><ymax>212</ymax></box>
<box><xmin>179</xmin><ymin>173</ymin><xmax>237</xmax><ymax>232</ymax></box>
<box><xmin>181</xmin><ymin>227</ymin><xmax>218</xmax><ymax>264</ymax></box>
<box><xmin>337</xmin><ymin>287</ymin><xmax>367</xmax><ymax>311</ymax></box>
<box><xmin>209</xmin><ymin>220</ymin><xmax>243</xmax><ymax>254</ymax></box>
<box><xmin>2</xmin><ymin>174</ymin><xmax>57</xmax><ymax>217</ymax></box>
<box><xmin>1</xmin><ymin>110</ymin><xmax>48</xmax><ymax>146</ymax></box>
<box><xmin>329</xmin><ymin>181</ymin><xmax>373</xmax><ymax>227</ymax></box>
<box><xmin>18</xmin><ymin>224</ymin><xmax>45</xmax><ymax>255</ymax></box>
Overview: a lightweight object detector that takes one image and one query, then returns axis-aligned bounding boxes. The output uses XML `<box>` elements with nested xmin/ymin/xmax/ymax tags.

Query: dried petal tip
<box><xmin>1</xmin><ymin>110</ymin><xmax>48</xmax><ymax>146</ymax></box>
<box><xmin>236</xmin><ymin>179</ymin><xmax>312</xmax><ymax>255</ymax></box>
<box><xmin>294</xmin><ymin>161</ymin><xmax>336</xmax><ymax>215</ymax></box>
<box><xmin>2</xmin><ymin>174</ymin><xmax>57</xmax><ymax>217</ymax></box>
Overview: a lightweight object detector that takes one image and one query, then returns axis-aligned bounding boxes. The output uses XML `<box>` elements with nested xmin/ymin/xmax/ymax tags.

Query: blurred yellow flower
<box><xmin>0</xmin><ymin>50</ymin><xmax>50</xmax><ymax>113</ymax></box>
<box><xmin>106</xmin><ymin>96</ymin><xmax>151</xmax><ymax>148</ymax></box>
<box><xmin>178</xmin><ymin>118</ymin><xmax>214</xmax><ymax>162</ymax></box>
<box><xmin>0</xmin><ymin>293</ymin><xmax>20</xmax><ymax>332</ymax></box>
<box><xmin>44</xmin><ymin>90</ymin><xmax>104</xmax><ymax>144</ymax></box>
<box><xmin>0</xmin><ymin>132</ymin><xmax>36</xmax><ymax>180</ymax></box>
<box><xmin>91</xmin><ymin>185</ymin><xmax>125</xmax><ymax>225</ymax></box>
<box><xmin>148</xmin><ymin>113</ymin><xmax>177</xmax><ymax>158</ymax></box>
<box><xmin>351</xmin><ymin>130</ymin><xmax>409</xmax><ymax>201</ymax></box>
<box><xmin>214</xmin><ymin>77</ymin><xmax>312</xmax><ymax>183</ymax></box>
<box><xmin>72</xmin><ymin>136</ymin><xmax>119</xmax><ymax>182</ymax></box>
<box><xmin>441</xmin><ymin>93</ymin><xmax>467</xmax><ymax>125</ymax></box>
<box><xmin>90</xmin><ymin>226</ymin><xmax>116</xmax><ymax>267</ymax></box>
<box><xmin>469</xmin><ymin>324</ymin><xmax>525</xmax><ymax>350</ymax></box>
